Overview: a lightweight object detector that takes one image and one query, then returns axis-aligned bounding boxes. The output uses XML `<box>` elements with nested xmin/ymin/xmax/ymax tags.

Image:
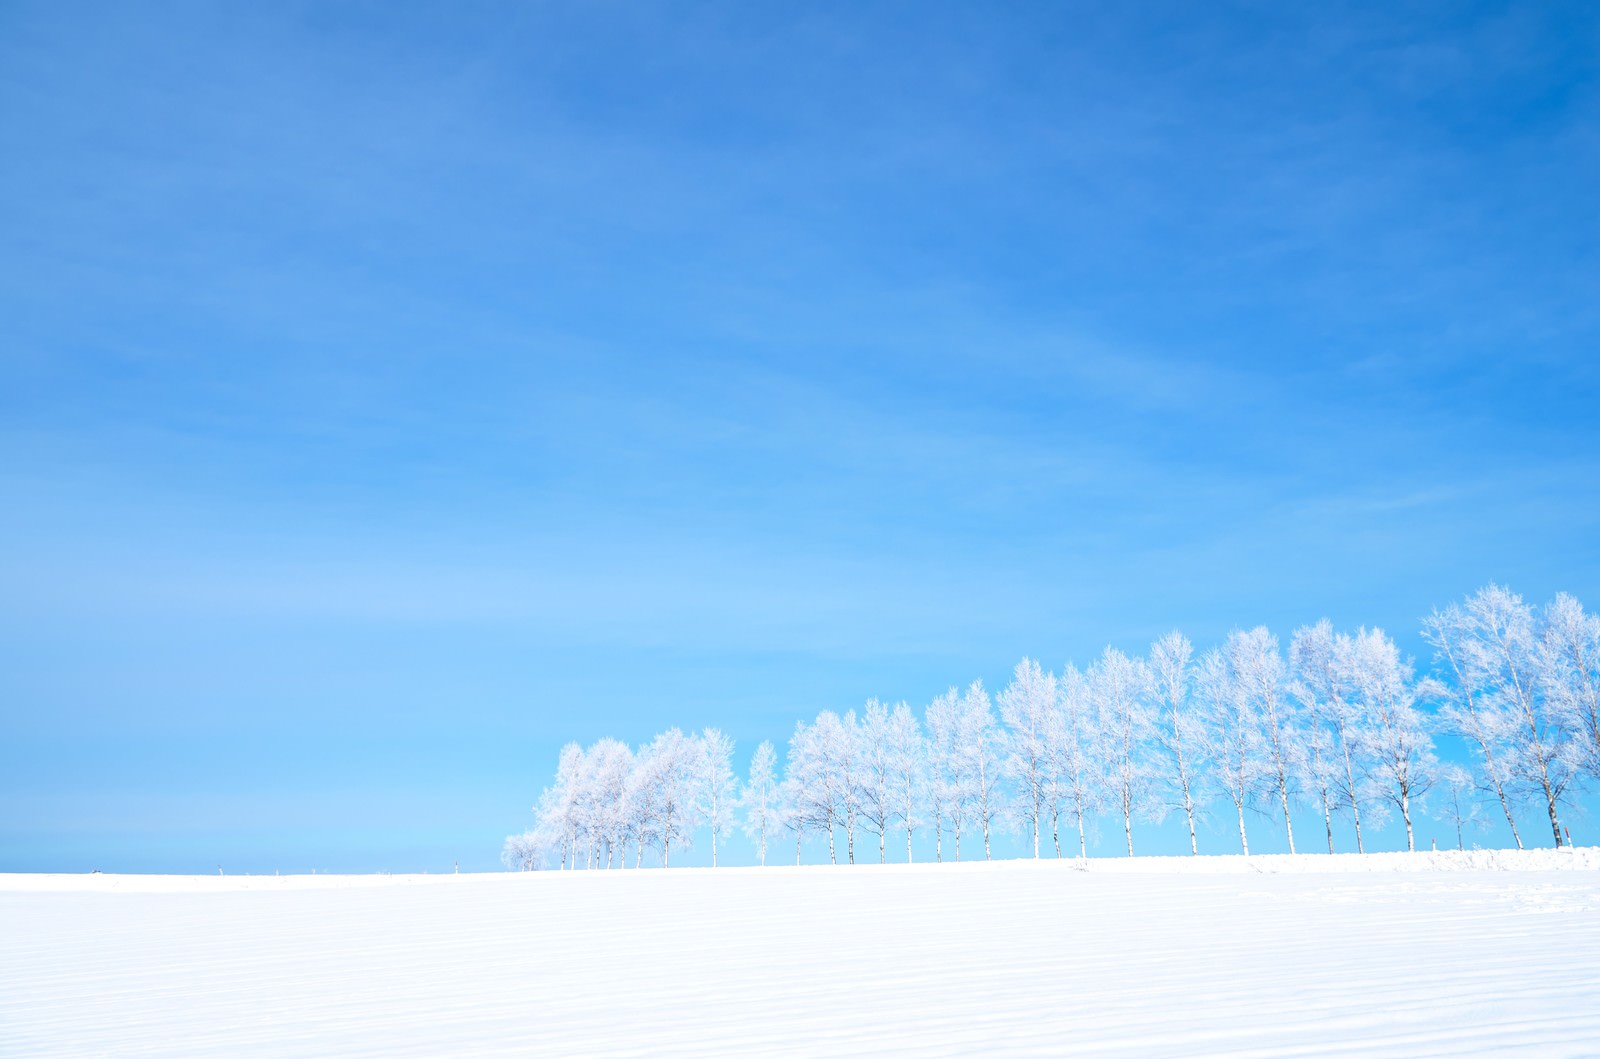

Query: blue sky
<box><xmin>3</xmin><ymin>2</ymin><xmax>1598</xmax><ymax>871</ymax></box>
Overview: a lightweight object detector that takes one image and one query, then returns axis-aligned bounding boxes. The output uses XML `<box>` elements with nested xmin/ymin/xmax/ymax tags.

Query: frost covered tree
<box><xmin>565</xmin><ymin>744</ymin><xmax>601</xmax><ymax>868</ymax></box>
<box><xmin>778</xmin><ymin>762</ymin><xmax>811</xmax><ymax>866</ymax></box>
<box><xmin>1089</xmin><ymin>647</ymin><xmax>1154</xmax><ymax>857</ymax></box>
<box><xmin>640</xmin><ymin>728</ymin><xmax>700</xmax><ymax>867</ymax></box>
<box><xmin>1347</xmin><ymin>628</ymin><xmax>1437</xmax><ymax>851</ymax></box>
<box><xmin>1228</xmin><ymin>627</ymin><xmax>1298</xmax><ymax>853</ymax></box>
<box><xmin>884</xmin><ymin>702</ymin><xmax>924</xmax><ymax>862</ymax></box>
<box><xmin>785</xmin><ymin>716</ymin><xmax>838</xmax><ymax>864</ymax></box>
<box><xmin>502</xmin><ymin>830</ymin><xmax>544</xmax><ymax>871</ymax></box>
<box><xmin>1436</xmin><ymin>763</ymin><xmax>1481</xmax><ymax>851</ymax></box>
<box><xmin>1288</xmin><ymin>622</ymin><xmax>1337</xmax><ymax>854</ymax></box>
<box><xmin>827</xmin><ymin>710</ymin><xmax>865</xmax><ymax>864</ymax></box>
<box><xmin>547</xmin><ymin>742</ymin><xmax>585</xmax><ymax>869</ymax></box>
<box><xmin>1424</xmin><ymin>601</ymin><xmax>1525</xmax><ymax>849</ymax></box>
<box><xmin>1289</xmin><ymin>620</ymin><xmax>1379</xmax><ymax>854</ymax></box>
<box><xmin>785</xmin><ymin>710</ymin><xmax>865</xmax><ymax>864</ymax></box>
<box><xmin>1149</xmin><ymin>632</ymin><xmax>1203</xmax><ymax>855</ymax></box>
<box><xmin>587</xmin><ymin>738</ymin><xmax>634</xmax><ymax>868</ymax></box>
<box><xmin>1195</xmin><ymin>647</ymin><xmax>1264</xmax><ymax>854</ymax></box>
<box><xmin>857</xmin><ymin>700</ymin><xmax>896</xmax><ymax>864</ymax></box>
<box><xmin>1469</xmin><ymin>586</ymin><xmax>1575</xmax><ymax>847</ymax></box>
<box><xmin>622</xmin><ymin>748</ymin><xmax>661</xmax><ymax>867</ymax></box>
<box><xmin>998</xmin><ymin>658</ymin><xmax>1056</xmax><ymax>858</ymax></box>
<box><xmin>1430</xmin><ymin>586</ymin><xmax>1575</xmax><ymax>847</ymax></box>
<box><xmin>509</xmin><ymin>785</ymin><xmax>568</xmax><ymax>871</ymax></box>
<box><xmin>512</xmin><ymin>582</ymin><xmax>1600</xmax><ymax>870</ymax></box>
<box><xmin>742</xmin><ymin>741</ymin><xmax>778</xmax><ymax>867</ymax></box>
<box><xmin>1050</xmin><ymin>663</ymin><xmax>1100</xmax><ymax>858</ymax></box>
<box><xmin>1538</xmin><ymin>592</ymin><xmax>1600</xmax><ymax>782</ymax></box>
<box><xmin>959</xmin><ymin>681</ymin><xmax>1004</xmax><ymax>860</ymax></box>
<box><xmin>695</xmin><ymin>728</ymin><xmax>737</xmax><ymax>867</ymax></box>
<box><xmin>925</xmin><ymin>689</ymin><xmax>964</xmax><ymax>862</ymax></box>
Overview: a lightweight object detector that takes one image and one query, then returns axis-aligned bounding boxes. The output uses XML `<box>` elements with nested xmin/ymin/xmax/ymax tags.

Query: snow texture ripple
<box><xmin>2</xmin><ymin>850</ymin><xmax>1597</xmax><ymax>1057</ymax></box>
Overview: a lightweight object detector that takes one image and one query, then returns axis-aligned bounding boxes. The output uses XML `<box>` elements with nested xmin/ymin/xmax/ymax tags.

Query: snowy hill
<box><xmin>4</xmin><ymin>851</ymin><xmax>1598</xmax><ymax>1056</ymax></box>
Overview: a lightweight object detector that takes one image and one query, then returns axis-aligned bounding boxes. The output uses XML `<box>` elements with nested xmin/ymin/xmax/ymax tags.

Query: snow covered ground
<box><xmin>3</xmin><ymin>850</ymin><xmax>1598</xmax><ymax>1056</ymax></box>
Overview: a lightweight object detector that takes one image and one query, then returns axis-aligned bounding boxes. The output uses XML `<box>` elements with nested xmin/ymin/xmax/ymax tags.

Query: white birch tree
<box><xmin>829</xmin><ymin>710</ymin><xmax>864</xmax><ymax>864</ymax></box>
<box><xmin>642</xmin><ymin>728</ymin><xmax>699</xmax><ymax>867</ymax></box>
<box><xmin>785</xmin><ymin>716</ymin><xmax>837</xmax><ymax>864</ymax></box>
<box><xmin>885</xmin><ymin>702</ymin><xmax>924</xmax><ymax>862</ymax></box>
<box><xmin>1539</xmin><ymin>592</ymin><xmax>1600</xmax><ymax>783</ymax></box>
<box><xmin>1436</xmin><ymin>763</ymin><xmax>1481</xmax><ymax>851</ymax></box>
<box><xmin>1089</xmin><ymin>647</ymin><xmax>1154</xmax><ymax>857</ymax></box>
<box><xmin>1290</xmin><ymin>620</ymin><xmax>1372</xmax><ymax>853</ymax></box>
<box><xmin>959</xmin><ymin>680</ymin><xmax>1004</xmax><ymax>860</ymax></box>
<box><xmin>622</xmin><ymin>745</ymin><xmax>661</xmax><ymax>867</ymax></box>
<box><xmin>742</xmin><ymin>741</ymin><xmax>778</xmax><ymax>867</ymax></box>
<box><xmin>1348</xmin><ymin>627</ymin><xmax>1437</xmax><ymax>851</ymax></box>
<box><xmin>1453</xmin><ymin>585</ymin><xmax>1575</xmax><ymax>847</ymax></box>
<box><xmin>587</xmin><ymin>738</ymin><xmax>634</xmax><ymax>868</ymax></box>
<box><xmin>998</xmin><ymin>658</ymin><xmax>1056</xmax><ymax>858</ymax></box>
<box><xmin>1050</xmin><ymin>663</ymin><xmax>1100</xmax><ymax>858</ymax></box>
<box><xmin>925</xmin><ymin>689</ymin><xmax>963</xmax><ymax>862</ymax></box>
<box><xmin>1228</xmin><ymin>627</ymin><xmax>1298</xmax><ymax>853</ymax></box>
<box><xmin>1149</xmin><ymin>632</ymin><xmax>1204</xmax><ymax>855</ymax></box>
<box><xmin>857</xmin><ymin>699</ymin><xmax>895</xmax><ymax>864</ymax></box>
<box><xmin>1424</xmin><ymin>601</ymin><xmax>1526</xmax><ymax>849</ymax></box>
<box><xmin>1288</xmin><ymin>622</ymin><xmax>1336</xmax><ymax>853</ymax></box>
<box><xmin>1195</xmin><ymin>646</ymin><xmax>1265</xmax><ymax>854</ymax></box>
<box><xmin>548</xmin><ymin>742</ymin><xmax>585</xmax><ymax>869</ymax></box>
<box><xmin>695</xmin><ymin>728</ymin><xmax>737</xmax><ymax>867</ymax></box>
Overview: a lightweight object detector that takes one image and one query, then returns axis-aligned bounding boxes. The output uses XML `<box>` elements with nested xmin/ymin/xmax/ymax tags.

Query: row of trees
<box><xmin>504</xmin><ymin>585</ymin><xmax>1600</xmax><ymax>869</ymax></box>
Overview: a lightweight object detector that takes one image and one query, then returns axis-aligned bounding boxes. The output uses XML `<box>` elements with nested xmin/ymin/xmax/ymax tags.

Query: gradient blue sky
<box><xmin>3</xmin><ymin>2</ymin><xmax>1598</xmax><ymax>871</ymax></box>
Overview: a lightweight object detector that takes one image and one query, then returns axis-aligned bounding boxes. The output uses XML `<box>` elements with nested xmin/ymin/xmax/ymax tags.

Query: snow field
<box><xmin>3</xmin><ymin>852</ymin><xmax>1598</xmax><ymax>1057</ymax></box>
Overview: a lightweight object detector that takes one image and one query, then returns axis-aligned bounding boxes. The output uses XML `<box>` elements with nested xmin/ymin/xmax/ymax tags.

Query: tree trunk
<box><xmin>1337</xmin><ymin>729</ymin><xmax>1366</xmax><ymax>854</ymax></box>
<box><xmin>1542</xmin><ymin>774</ymin><xmax>1564</xmax><ymax>848</ymax></box>
<box><xmin>1175</xmin><ymin>714</ymin><xmax>1198</xmax><ymax>856</ymax></box>
<box><xmin>979</xmin><ymin>756</ymin><xmax>992</xmax><ymax>861</ymax></box>
<box><xmin>1468</xmin><ymin>729</ymin><xmax>1522</xmax><ymax>849</ymax></box>
<box><xmin>1277</xmin><ymin>775</ymin><xmax>1296</xmax><ymax>854</ymax></box>
<box><xmin>1522</xmin><ymin>705</ymin><xmax>1566</xmax><ymax>847</ymax></box>
<box><xmin>1184</xmin><ymin>785</ymin><xmax>1198</xmax><ymax>856</ymax></box>
<box><xmin>1237</xmin><ymin>801</ymin><xmax>1250</xmax><ymax>856</ymax></box>
<box><xmin>1494</xmin><ymin>776</ymin><xmax>1523</xmax><ymax>849</ymax></box>
<box><xmin>1263</xmin><ymin>689</ymin><xmax>1297</xmax><ymax>854</ymax></box>
<box><xmin>1402</xmin><ymin>782</ymin><xmax>1414</xmax><ymax>852</ymax></box>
